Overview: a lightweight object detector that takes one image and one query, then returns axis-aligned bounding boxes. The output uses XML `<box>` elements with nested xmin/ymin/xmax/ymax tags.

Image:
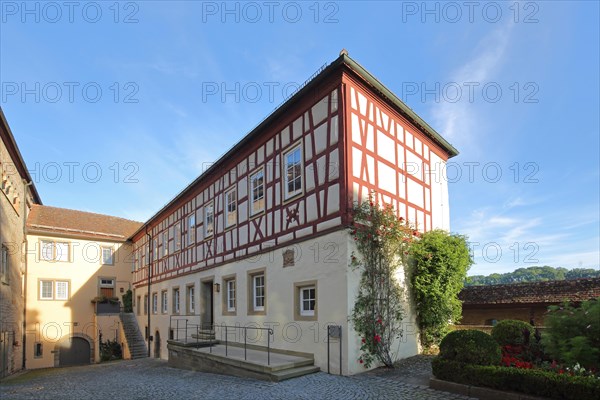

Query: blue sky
<box><xmin>1</xmin><ymin>1</ymin><xmax>598</xmax><ymax>276</ymax></box>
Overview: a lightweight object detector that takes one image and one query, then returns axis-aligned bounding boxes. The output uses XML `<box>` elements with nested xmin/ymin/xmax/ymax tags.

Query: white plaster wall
<box><xmin>429</xmin><ymin>152</ymin><xmax>450</xmax><ymax>231</ymax></box>
<box><xmin>136</xmin><ymin>229</ymin><xmax>352</xmax><ymax>373</ymax></box>
<box><xmin>138</xmin><ymin>229</ymin><xmax>419</xmax><ymax>375</ymax></box>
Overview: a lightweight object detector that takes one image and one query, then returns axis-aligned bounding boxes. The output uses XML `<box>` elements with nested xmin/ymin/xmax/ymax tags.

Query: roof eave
<box><xmin>0</xmin><ymin>107</ymin><xmax>43</xmax><ymax>204</ymax></box>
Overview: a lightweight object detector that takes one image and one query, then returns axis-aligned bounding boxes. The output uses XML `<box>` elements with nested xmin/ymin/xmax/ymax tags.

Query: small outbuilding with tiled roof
<box><xmin>458</xmin><ymin>278</ymin><xmax>600</xmax><ymax>326</ymax></box>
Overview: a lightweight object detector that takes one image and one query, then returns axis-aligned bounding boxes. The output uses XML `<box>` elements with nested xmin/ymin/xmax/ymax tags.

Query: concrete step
<box><xmin>270</xmin><ymin>365</ymin><xmax>320</xmax><ymax>382</ymax></box>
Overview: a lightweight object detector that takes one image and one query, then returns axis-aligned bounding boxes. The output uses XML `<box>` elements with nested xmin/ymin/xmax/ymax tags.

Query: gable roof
<box><xmin>0</xmin><ymin>107</ymin><xmax>42</xmax><ymax>204</ymax></box>
<box><xmin>27</xmin><ymin>204</ymin><xmax>142</xmax><ymax>242</ymax></box>
<box><xmin>130</xmin><ymin>51</ymin><xmax>459</xmax><ymax>240</ymax></box>
<box><xmin>459</xmin><ymin>278</ymin><xmax>600</xmax><ymax>305</ymax></box>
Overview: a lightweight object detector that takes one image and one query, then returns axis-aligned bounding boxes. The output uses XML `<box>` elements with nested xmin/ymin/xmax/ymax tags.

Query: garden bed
<box><xmin>432</xmin><ymin>358</ymin><xmax>600</xmax><ymax>400</ymax></box>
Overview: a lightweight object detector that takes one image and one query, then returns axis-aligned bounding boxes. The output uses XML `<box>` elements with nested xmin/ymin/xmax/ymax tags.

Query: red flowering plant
<box><xmin>350</xmin><ymin>193</ymin><xmax>417</xmax><ymax>368</ymax></box>
<box><xmin>501</xmin><ymin>345</ymin><xmax>534</xmax><ymax>369</ymax></box>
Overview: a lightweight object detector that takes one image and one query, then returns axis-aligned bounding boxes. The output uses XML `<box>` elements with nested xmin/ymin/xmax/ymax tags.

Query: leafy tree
<box><xmin>542</xmin><ymin>298</ymin><xmax>600</xmax><ymax>371</ymax></box>
<box><xmin>465</xmin><ymin>267</ymin><xmax>599</xmax><ymax>286</ymax></box>
<box><xmin>409</xmin><ymin>230</ymin><xmax>473</xmax><ymax>348</ymax></box>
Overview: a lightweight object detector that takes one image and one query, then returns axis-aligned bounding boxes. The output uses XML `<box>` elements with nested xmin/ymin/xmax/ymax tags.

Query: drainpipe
<box><xmin>145</xmin><ymin>226</ymin><xmax>152</xmax><ymax>358</ymax></box>
<box><xmin>21</xmin><ymin>180</ymin><xmax>33</xmax><ymax>370</ymax></box>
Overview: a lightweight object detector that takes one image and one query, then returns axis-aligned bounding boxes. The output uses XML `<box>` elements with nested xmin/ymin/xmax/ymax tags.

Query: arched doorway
<box><xmin>154</xmin><ymin>330</ymin><xmax>161</xmax><ymax>358</ymax></box>
<box><xmin>58</xmin><ymin>337</ymin><xmax>91</xmax><ymax>366</ymax></box>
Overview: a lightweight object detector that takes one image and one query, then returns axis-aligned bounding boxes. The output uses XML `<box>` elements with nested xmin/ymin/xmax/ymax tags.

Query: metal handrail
<box><xmin>168</xmin><ymin>317</ymin><xmax>275</xmax><ymax>364</ymax></box>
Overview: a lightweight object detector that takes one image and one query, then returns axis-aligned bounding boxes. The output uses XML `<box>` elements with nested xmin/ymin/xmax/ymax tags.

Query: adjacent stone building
<box><xmin>0</xmin><ymin>108</ymin><xmax>42</xmax><ymax>378</ymax></box>
<box><xmin>24</xmin><ymin>205</ymin><xmax>142</xmax><ymax>368</ymax></box>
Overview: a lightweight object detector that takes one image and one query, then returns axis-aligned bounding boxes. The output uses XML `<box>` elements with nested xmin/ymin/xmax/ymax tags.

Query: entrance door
<box><xmin>59</xmin><ymin>337</ymin><xmax>90</xmax><ymax>366</ymax></box>
<box><xmin>200</xmin><ymin>281</ymin><xmax>214</xmax><ymax>327</ymax></box>
<box><xmin>154</xmin><ymin>331</ymin><xmax>161</xmax><ymax>358</ymax></box>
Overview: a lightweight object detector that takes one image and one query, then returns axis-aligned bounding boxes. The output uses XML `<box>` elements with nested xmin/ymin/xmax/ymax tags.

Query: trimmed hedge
<box><xmin>432</xmin><ymin>358</ymin><xmax>600</xmax><ymax>400</ymax></box>
<box><xmin>439</xmin><ymin>329</ymin><xmax>501</xmax><ymax>366</ymax></box>
<box><xmin>491</xmin><ymin>320</ymin><xmax>534</xmax><ymax>346</ymax></box>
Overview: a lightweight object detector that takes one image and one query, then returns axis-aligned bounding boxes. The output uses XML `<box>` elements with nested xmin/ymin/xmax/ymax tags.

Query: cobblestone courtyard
<box><xmin>1</xmin><ymin>357</ymin><xmax>473</xmax><ymax>400</ymax></box>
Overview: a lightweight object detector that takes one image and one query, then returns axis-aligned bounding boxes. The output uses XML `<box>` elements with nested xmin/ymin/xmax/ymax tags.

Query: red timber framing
<box><xmin>342</xmin><ymin>72</ymin><xmax>451</xmax><ymax>232</ymax></box>
<box><xmin>131</xmin><ymin>53</ymin><xmax>458</xmax><ymax>287</ymax></box>
<box><xmin>132</xmin><ymin>77</ymin><xmax>346</xmax><ymax>286</ymax></box>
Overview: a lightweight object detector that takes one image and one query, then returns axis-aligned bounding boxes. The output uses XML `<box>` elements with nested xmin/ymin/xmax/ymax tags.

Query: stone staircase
<box><xmin>120</xmin><ymin>312</ymin><xmax>147</xmax><ymax>359</ymax></box>
<box><xmin>167</xmin><ymin>342</ymin><xmax>320</xmax><ymax>382</ymax></box>
<box><xmin>190</xmin><ymin>329</ymin><xmax>218</xmax><ymax>347</ymax></box>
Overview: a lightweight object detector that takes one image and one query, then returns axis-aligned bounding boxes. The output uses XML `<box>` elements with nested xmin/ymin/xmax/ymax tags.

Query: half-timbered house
<box><xmin>130</xmin><ymin>52</ymin><xmax>458</xmax><ymax>375</ymax></box>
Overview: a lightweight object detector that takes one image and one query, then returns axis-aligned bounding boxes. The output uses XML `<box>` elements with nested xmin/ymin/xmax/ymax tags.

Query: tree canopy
<box><xmin>465</xmin><ymin>266</ymin><xmax>600</xmax><ymax>286</ymax></box>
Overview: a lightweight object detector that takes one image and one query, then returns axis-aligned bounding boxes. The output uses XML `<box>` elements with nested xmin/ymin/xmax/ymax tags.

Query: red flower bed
<box><xmin>501</xmin><ymin>345</ymin><xmax>533</xmax><ymax>369</ymax></box>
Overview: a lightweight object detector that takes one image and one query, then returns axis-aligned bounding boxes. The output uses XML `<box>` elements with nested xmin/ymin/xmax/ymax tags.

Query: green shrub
<box><xmin>432</xmin><ymin>358</ymin><xmax>600</xmax><ymax>400</ymax></box>
<box><xmin>542</xmin><ymin>299</ymin><xmax>600</xmax><ymax>371</ymax></box>
<box><xmin>122</xmin><ymin>289</ymin><xmax>133</xmax><ymax>313</ymax></box>
<box><xmin>491</xmin><ymin>320</ymin><xmax>534</xmax><ymax>346</ymax></box>
<box><xmin>439</xmin><ymin>329</ymin><xmax>501</xmax><ymax>365</ymax></box>
<box><xmin>409</xmin><ymin>230</ymin><xmax>473</xmax><ymax>348</ymax></box>
<box><xmin>100</xmin><ymin>339</ymin><xmax>122</xmax><ymax>362</ymax></box>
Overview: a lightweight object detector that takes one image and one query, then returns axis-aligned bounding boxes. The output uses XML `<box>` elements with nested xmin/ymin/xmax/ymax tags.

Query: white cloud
<box><xmin>431</xmin><ymin>20</ymin><xmax>514</xmax><ymax>149</ymax></box>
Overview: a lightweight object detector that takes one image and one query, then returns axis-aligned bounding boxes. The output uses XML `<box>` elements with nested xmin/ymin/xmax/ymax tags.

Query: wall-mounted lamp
<box><xmin>214</xmin><ymin>283</ymin><xmax>220</xmax><ymax>293</ymax></box>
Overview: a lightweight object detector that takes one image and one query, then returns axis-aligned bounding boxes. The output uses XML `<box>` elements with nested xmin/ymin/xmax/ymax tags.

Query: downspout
<box><xmin>145</xmin><ymin>226</ymin><xmax>152</xmax><ymax>358</ymax></box>
<box><xmin>21</xmin><ymin>180</ymin><xmax>33</xmax><ymax>370</ymax></box>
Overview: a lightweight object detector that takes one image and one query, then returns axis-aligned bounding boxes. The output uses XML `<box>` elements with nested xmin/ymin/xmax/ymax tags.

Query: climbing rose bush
<box><xmin>350</xmin><ymin>195</ymin><xmax>416</xmax><ymax>368</ymax></box>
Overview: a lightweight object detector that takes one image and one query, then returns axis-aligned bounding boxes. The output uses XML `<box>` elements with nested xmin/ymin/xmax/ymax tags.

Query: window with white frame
<box><xmin>187</xmin><ymin>286</ymin><xmax>195</xmax><ymax>313</ymax></box>
<box><xmin>55</xmin><ymin>281</ymin><xmax>69</xmax><ymax>300</ymax></box>
<box><xmin>161</xmin><ymin>291</ymin><xmax>168</xmax><ymax>313</ymax></box>
<box><xmin>253</xmin><ymin>274</ymin><xmax>265</xmax><ymax>311</ymax></box>
<box><xmin>100</xmin><ymin>278</ymin><xmax>114</xmax><ymax>287</ymax></box>
<box><xmin>152</xmin><ymin>293</ymin><xmax>158</xmax><ymax>314</ymax></box>
<box><xmin>101</xmin><ymin>246</ymin><xmax>114</xmax><ymax>265</ymax></box>
<box><xmin>250</xmin><ymin>169</ymin><xmax>265</xmax><ymax>215</ymax></box>
<box><xmin>1</xmin><ymin>245</ymin><xmax>8</xmax><ymax>284</ymax></box>
<box><xmin>226</xmin><ymin>279</ymin><xmax>236</xmax><ymax>312</ymax></box>
<box><xmin>39</xmin><ymin>280</ymin><xmax>69</xmax><ymax>300</ymax></box>
<box><xmin>162</xmin><ymin>232</ymin><xmax>168</xmax><ymax>257</ymax></box>
<box><xmin>40</xmin><ymin>280</ymin><xmax>53</xmax><ymax>300</ymax></box>
<box><xmin>225</xmin><ymin>189</ymin><xmax>237</xmax><ymax>227</ymax></box>
<box><xmin>300</xmin><ymin>286</ymin><xmax>316</xmax><ymax>316</ymax></box>
<box><xmin>173</xmin><ymin>223</ymin><xmax>181</xmax><ymax>251</ymax></box>
<box><xmin>284</xmin><ymin>145</ymin><xmax>303</xmax><ymax>198</ymax></box>
<box><xmin>40</xmin><ymin>240</ymin><xmax>70</xmax><ymax>262</ymax></box>
<box><xmin>173</xmin><ymin>288</ymin><xmax>180</xmax><ymax>314</ymax></box>
<box><xmin>187</xmin><ymin>214</ymin><xmax>196</xmax><ymax>246</ymax></box>
<box><xmin>205</xmin><ymin>203</ymin><xmax>214</xmax><ymax>237</ymax></box>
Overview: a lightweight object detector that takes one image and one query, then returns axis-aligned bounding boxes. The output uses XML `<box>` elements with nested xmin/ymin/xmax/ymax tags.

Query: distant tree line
<box><xmin>465</xmin><ymin>266</ymin><xmax>600</xmax><ymax>286</ymax></box>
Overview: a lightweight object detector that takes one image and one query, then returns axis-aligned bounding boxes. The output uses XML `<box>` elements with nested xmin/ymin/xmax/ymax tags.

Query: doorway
<box><xmin>200</xmin><ymin>280</ymin><xmax>214</xmax><ymax>328</ymax></box>
<box><xmin>59</xmin><ymin>337</ymin><xmax>91</xmax><ymax>366</ymax></box>
<box><xmin>154</xmin><ymin>330</ymin><xmax>161</xmax><ymax>358</ymax></box>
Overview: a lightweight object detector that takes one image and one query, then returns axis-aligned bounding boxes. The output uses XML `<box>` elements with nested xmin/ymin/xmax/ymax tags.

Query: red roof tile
<box><xmin>459</xmin><ymin>278</ymin><xmax>600</xmax><ymax>305</ymax></box>
<box><xmin>27</xmin><ymin>205</ymin><xmax>142</xmax><ymax>241</ymax></box>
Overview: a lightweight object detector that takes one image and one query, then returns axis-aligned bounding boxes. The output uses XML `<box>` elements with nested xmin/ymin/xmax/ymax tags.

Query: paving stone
<box><xmin>0</xmin><ymin>358</ymin><xmax>475</xmax><ymax>400</ymax></box>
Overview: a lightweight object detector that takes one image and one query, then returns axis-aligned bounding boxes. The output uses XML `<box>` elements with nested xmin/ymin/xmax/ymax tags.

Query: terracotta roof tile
<box><xmin>26</xmin><ymin>204</ymin><xmax>143</xmax><ymax>241</ymax></box>
<box><xmin>459</xmin><ymin>278</ymin><xmax>600</xmax><ymax>305</ymax></box>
